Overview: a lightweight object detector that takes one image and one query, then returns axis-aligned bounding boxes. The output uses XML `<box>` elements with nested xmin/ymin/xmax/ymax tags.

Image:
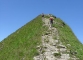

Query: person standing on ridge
<box><xmin>41</xmin><ymin>13</ymin><xmax>44</xmax><ymax>18</ymax></box>
<box><xmin>49</xmin><ymin>16</ymin><xmax>54</xmax><ymax>27</ymax></box>
<box><xmin>41</xmin><ymin>13</ymin><xmax>45</xmax><ymax>22</ymax></box>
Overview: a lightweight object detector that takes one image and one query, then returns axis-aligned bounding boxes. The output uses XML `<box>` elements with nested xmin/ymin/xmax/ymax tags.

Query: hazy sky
<box><xmin>0</xmin><ymin>0</ymin><xmax>83</xmax><ymax>43</ymax></box>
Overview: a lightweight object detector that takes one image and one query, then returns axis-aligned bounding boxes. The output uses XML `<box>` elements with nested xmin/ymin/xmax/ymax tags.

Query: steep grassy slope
<box><xmin>44</xmin><ymin>15</ymin><xmax>83</xmax><ymax>59</ymax></box>
<box><xmin>0</xmin><ymin>14</ymin><xmax>83</xmax><ymax>60</ymax></box>
<box><xmin>53</xmin><ymin>17</ymin><xmax>83</xmax><ymax>60</ymax></box>
<box><xmin>0</xmin><ymin>15</ymin><xmax>47</xmax><ymax>60</ymax></box>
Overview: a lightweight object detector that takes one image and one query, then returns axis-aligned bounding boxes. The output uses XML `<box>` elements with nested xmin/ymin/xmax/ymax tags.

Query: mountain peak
<box><xmin>0</xmin><ymin>15</ymin><xmax>83</xmax><ymax>60</ymax></box>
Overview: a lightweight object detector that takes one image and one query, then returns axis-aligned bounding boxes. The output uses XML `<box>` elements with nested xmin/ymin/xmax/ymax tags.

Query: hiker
<box><xmin>49</xmin><ymin>16</ymin><xmax>54</xmax><ymax>27</ymax></box>
<box><xmin>41</xmin><ymin>13</ymin><xmax>44</xmax><ymax>18</ymax></box>
<box><xmin>41</xmin><ymin>13</ymin><xmax>45</xmax><ymax>21</ymax></box>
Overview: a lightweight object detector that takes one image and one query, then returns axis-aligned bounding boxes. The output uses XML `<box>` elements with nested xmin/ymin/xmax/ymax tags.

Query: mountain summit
<box><xmin>0</xmin><ymin>14</ymin><xmax>83</xmax><ymax>60</ymax></box>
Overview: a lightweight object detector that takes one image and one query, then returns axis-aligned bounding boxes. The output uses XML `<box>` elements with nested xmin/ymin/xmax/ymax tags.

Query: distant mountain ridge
<box><xmin>0</xmin><ymin>14</ymin><xmax>83</xmax><ymax>60</ymax></box>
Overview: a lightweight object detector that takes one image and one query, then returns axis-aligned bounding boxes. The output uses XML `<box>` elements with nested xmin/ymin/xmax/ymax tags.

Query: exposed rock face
<box><xmin>34</xmin><ymin>17</ymin><xmax>79</xmax><ymax>60</ymax></box>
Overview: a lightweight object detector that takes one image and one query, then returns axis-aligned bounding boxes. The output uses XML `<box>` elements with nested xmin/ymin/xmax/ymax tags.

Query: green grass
<box><xmin>0</xmin><ymin>14</ymin><xmax>83</xmax><ymax>60</ymax></box>
<box><xmin>53</xmin><ymin>52</ymin><xmax>61</xmax><ymax>58</ymax></box>
<box><xmin>0</xmin><ymin>15</ymin><xmax>46</xmax><ymax>60</ymax></box>
<box><xmin>53</xmin><ymin>17</ymin><xmax>83</xmax><ymax>60</ymax></box>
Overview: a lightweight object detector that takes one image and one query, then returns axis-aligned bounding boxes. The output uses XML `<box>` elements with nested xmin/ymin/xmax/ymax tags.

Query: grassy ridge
<box><xmin>53</xmin><ymin>17</ymin><xmax>83</xmax><ymax>60</ymax></box>
<box><xmin>0</xmin><ymin>14</ymin><xmax>83</xmax><ymax>60</ymax></box>
<box><xmin>0</xmin><ymin>15</ymin><xmax>44</xmax><ymax>60</ymax></box>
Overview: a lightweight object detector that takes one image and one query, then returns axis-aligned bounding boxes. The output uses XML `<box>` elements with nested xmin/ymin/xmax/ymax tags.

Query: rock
<box><xmin>67</xmin><ymin>44</ymin><xmax>71</xmax><ymax>47</ymax></box>
<box><xmin>36</xmin><ymin>46</ymin><xmax>40</xmax><ymax>49</ymax></box>
<box><xmin>54</xmin><ymin>40</ymin><xmax>59</xmax><ymax>43</ymax></box>
<box><xmin>52</xmin><ymin>44</ymin><xmax>56</xmax><ymax>46</ymax></box>
<box><xmin>60</xmin><ymin>48</ymin><xmax>67</xmax><ymax>52</ymax></box>
<box><xmin>58</xmin><ymin>45</ymin><xmax>66</xmax><ymax>48</ymax></box>
<box><xmin>61</xmin><ymin>54</ymin><xmax>70</xmax><ymax>59</ymax></box>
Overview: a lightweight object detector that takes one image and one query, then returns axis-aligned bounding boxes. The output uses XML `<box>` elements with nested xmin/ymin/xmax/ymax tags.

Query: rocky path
<box><xmin>33</xmin><ymin>18</ymin><xmax>79</xmax><ymax>60</ymax></box>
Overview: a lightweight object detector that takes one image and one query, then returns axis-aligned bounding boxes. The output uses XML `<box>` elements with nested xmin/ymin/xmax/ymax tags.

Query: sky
<box><xmin>0</xmin><ymin>0</ymin><xmax>83</xmax><ymax>44</ymax></box>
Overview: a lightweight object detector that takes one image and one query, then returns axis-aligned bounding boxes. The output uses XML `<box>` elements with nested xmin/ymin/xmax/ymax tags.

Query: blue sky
<box><xmin>0</xmin><ymin>0</ymin><xmax>83</xmax><ymax>44</ymax></box>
